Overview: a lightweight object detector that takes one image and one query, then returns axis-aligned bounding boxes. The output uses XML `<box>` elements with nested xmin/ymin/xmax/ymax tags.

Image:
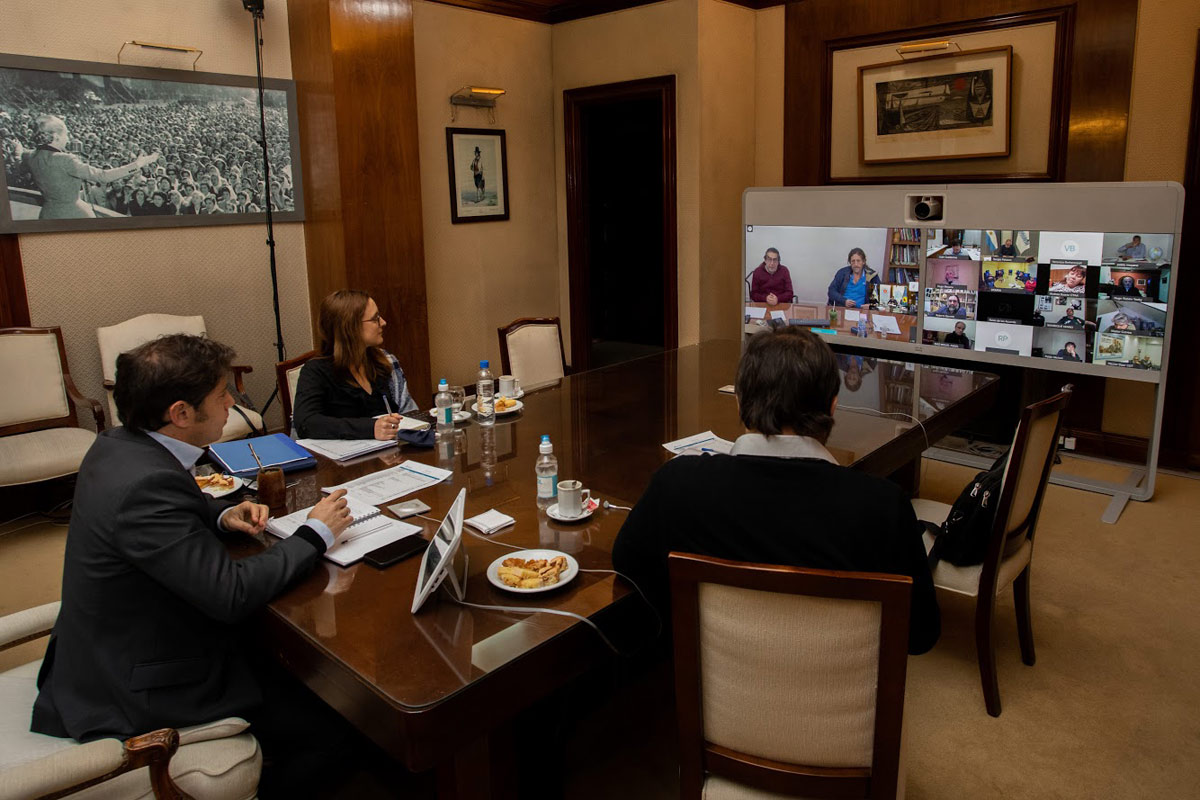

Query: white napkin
<box><xmin>465</xmin><ymin>509</ymin><xmax>516</xmax><ymax>535</ymax></box>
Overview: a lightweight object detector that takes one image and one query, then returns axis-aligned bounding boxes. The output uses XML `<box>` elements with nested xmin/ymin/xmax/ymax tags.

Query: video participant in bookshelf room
<box><xmin>612</xmin><ymin>326</ymin><xmax>939</xmax><ymax>655</ymax></box>
<box><xmin>1049</xmin><ymin>264</ymin><xmax>1088</xmax><ymax>295</ymax></box>
<box><xmin>1116</xmin><ymin>235</ymin><xmax>1147</xmax><ymax>261</ymax></box>
<box><xmin>31</xmin><ymin>334</ymin><xmax>358</xmax><ymax>798</ymax></box>
<box><xmin>827</xmin><ymin>247</ymin><xmax>880</xmax><ymax>308</ymax></box>
<box><xmin>293</xmin><ymin>290</ymin><xmax>418</xmax><ymax>440</ymax></box>
<box><xmin>1057</xmin><ymin>341</ymin><xmax>1082</xmax><ymax>361</ymax></box>
<box><xmin>935</xmin><ymin>293</ymin><xmax>968</xmax><ymax>318</ymax></box>
<box><xmin>945</xmin><ymin>320</ymin><xmax>972</xmax><ymax>348</ymax></box>
<box><xmin>748</xmin><ymin>247</ymin><xmax>794</xmax><ymax>305</ymax></box>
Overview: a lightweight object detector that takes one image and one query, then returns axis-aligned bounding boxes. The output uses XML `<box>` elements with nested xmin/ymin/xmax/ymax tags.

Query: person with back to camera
<box><xmin>944</xmin><ymin>320</ymin><xmax>972</xmax><ymax>348</ymax></box>
<box><xmin>748</xmin><ymin>247</ymin><xmax>793</xmax><ymax>305</ymax></box>
<box><xmin>293</xmin><ymin>289</ymin><xmax>418</xmax><ymax>440</ymax></box>
<box><xmin>1056</xmin><ymin>341</ymin><xmax>1082</xmax><ymax>361</ymax></box>
<box><xmin>827</xmin><ymin>247</ymin><xmax>880</xmax><ymax>309</ymax></box>
<box><xmin>612</xmin><ymin>327</ymin><xmax>939</xmax><ymax>655</ymax></box>
<box><xmin>1110</xmin><ymin>275</ymin><xmax>1144</xmax><ymax>298</ymax></box>
<box><xmin>30</xmin><ymin>334</ymin><xmax>357</xmax><ymax>798</ymax></box>
<box><xmin>1049</xmin><ymin>264</ymin><xmax>1087</xmax><ymax>295</ymax></box>
<box><xmin>935</xmin><ymin>294</ymin><xmax>968</xmax><ymax>318</ymax></box>
<box><xmin>8</xmin><ymin>114</ymin><xmax>160</xmax><ymax>219</ymax></box>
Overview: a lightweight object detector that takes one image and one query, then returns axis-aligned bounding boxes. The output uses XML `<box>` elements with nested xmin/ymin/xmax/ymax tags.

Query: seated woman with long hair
<box><xmin>292</xmin><ymin>290</ymin><xmax>418</xmax><ymax>440</ymax></box>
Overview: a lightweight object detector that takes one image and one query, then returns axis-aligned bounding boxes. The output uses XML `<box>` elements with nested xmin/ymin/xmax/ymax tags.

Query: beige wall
<box><xmin>699</xmin><ymin>0</ymin><xmax>757</xmax><ymax>343</ymax></box>
<box><xmin>412</xmin><ymin>2</ymin><xmax>557</xmax><ymax>385</ymax></box>
<box><xmin>0</xmin><ymin>0</ymin><xmax>311</xmax><ymax>431</ymax></box>
<box><xmin>552</xmin><ymin>0</ymin><xmax>702</xmax><ymax>355</ymax></box>
<box><xmin>754</xmin><ymin>5</ymin><xmax>785</xmax><ymax>187</ymax></box>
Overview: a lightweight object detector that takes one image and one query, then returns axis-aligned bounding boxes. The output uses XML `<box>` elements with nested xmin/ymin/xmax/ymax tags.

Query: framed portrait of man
<box><xmin>445</xmin><ymin>127</ymin><xmax>509</xmax><ymax>224</ymax></box>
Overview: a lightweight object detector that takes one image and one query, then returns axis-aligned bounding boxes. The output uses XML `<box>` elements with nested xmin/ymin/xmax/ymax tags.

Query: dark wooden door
<box><xmin>565</xmin><ymin>76</ymin><xmax>677</xmax><ymax>371</ymax></box>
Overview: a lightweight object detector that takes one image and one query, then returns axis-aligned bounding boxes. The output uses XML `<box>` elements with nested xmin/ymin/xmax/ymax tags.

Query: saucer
<box><xmin>546</xmin><ymin>501</ymin><xmax>596</xmax><ymax>522</ymax></box>
<box><xmin>427</xmin><ymin>408</ymin><xmax>472</xmax><ymax>423</ymax></box>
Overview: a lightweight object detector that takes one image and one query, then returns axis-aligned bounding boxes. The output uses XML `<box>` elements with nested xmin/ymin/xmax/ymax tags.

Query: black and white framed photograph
<box><xmin>0</xmin><ymin>53</ymin><xmax>304</xmax><ymax>233</ymax></box>
<box><xmin>445</xmin><ymin>127</ymin><xmax>508</xmax><ymax>224</ymax></box>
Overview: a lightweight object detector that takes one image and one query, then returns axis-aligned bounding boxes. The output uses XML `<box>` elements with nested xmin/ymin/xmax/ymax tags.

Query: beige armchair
<box><xmin>669</xmin><ymin>553</ymin><xmax>911</xmax><ymax>799</ymax></box>
<box><xmin>0</xmin><ymin>603</ymin><xmax>261</xmax><ymax>800</ymax></box>
<box><xmin>497</xmin><ymin>317</ymin><xmax>567</xmax><ymax>392</ymax></box>
<box><xmin>0</xmin><ymin>327</ymin><xmax>104</xmax><ymax>488</ymax></box>
<box><xmin>911</xmin><ymin>388</ymin><xmax>1072</xmax><ymax>717</ymax></box>
<box><xmin>96</xmin><ymin>314</ymin><xmax>263</xmax><ymax>442</ymax></box>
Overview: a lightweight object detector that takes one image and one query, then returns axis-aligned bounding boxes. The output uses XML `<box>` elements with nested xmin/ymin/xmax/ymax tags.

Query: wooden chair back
<box><xmin>275</xmin><ymin>350</ymin><xmax>317</xmax><ymax>433</ymax></box>
<box><xmin>496</xmin><ymin>317</ymin><xmax>567</xmax><ymax>392</ymax></box>
<box><xmin>669</xmin><ymin>552</ymin><xmax>912</xmax><ymax>799</ymax></box>
<box><xmin>980</xmin><ymin>387</ymin><xmax>1072</xmax><ymax>596</ymax></box>
<box><xmin>0</xmin><ymin>326</ymin><xmax>102</xmax><ymax>435</ymax></box>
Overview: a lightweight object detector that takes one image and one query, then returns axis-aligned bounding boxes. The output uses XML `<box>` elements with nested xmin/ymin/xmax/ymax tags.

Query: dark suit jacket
<box><xmin>612</xmin><ymin>453</ymin><xmax>940</xmax><ymax>654</ymax></box>
<box><xmin>32</xmin><ymin>427</ymin><xmax>326</xmax><ymax>741</ymax></box>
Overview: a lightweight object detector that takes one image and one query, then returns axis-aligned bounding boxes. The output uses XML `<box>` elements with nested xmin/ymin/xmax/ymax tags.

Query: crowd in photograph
<box><xmin>2</xmin><ymin>86</ymin><xmax>294</xmax><ymax>217</ymax></box>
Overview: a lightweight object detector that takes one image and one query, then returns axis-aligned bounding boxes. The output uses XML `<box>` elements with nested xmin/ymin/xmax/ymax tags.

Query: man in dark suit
<box><xmin>31</xmin><ymin>334</ymin><xmax>353</xmax><ymax>796</ymax></box>
<box><xmin>613</xmin><ymin>326</ymin><xmax>939</xmax><ymax>654</ymax></box>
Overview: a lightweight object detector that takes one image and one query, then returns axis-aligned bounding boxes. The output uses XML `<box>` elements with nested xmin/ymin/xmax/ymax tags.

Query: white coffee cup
<box><xmin>498</xmin><ymin>375</ymin><xmax>521</xmax><ymax>397</ymax></box>
<box><xmin>557</xmin><ymin>480</ymin><xmax>591</xmax><ymax>517</ymax></box>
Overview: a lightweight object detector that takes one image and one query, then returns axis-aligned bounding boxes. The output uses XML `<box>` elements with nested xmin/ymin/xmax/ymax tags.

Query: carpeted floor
<box><xmin>3</xmin><ymin>457</ymin><xmax>1198</xmax><ymax>798</ymax></box>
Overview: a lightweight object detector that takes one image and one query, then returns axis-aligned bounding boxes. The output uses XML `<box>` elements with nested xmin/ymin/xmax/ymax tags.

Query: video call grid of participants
<box><xmin>918</xmin><ymin>229</ymin><xmax>1172</xmax><ymax>370</ymax></box>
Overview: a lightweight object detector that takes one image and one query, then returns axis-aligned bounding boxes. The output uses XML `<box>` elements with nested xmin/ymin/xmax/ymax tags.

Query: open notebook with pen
<box><xmin>266</xmin><ymin>495</ymin><xmax>421</xmax><ymax>567</ymax></box>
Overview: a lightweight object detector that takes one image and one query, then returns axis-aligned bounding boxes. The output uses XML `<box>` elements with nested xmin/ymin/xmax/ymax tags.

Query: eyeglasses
<box><xmin>363</xmin><ymin>313</ymin><xmax>384</xmax><ymax>325</ymax></box>
<box><xmin>765</xmin><ymin>256</ymin><xmax>780</xmax><ymax>262</ymax></box>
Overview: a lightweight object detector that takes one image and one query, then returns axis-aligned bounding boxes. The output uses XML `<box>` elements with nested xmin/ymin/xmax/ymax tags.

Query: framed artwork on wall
<box><xmin>445</xmin><ymin>127</ymin><xmax>509</xmax><ymax>224</ymax></box>
<box><xmin>0</xmin><ymin>53</ymin><xmax>304</xmax><ymax>233</ymax></box>
<box><xmin>858</xmin><ymin>46</ymin><xmax>1013</xmax><ymax>164</ymax></box>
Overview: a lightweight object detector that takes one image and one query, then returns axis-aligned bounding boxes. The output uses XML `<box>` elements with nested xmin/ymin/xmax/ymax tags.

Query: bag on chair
<box><xmin>925</xmin><ymin>453</ymin><xmax>1007</xmax><ymax>568</ymax></box>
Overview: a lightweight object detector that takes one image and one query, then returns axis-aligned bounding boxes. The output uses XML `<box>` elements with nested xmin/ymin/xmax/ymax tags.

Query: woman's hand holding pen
<box><xmin>373</xmin><ymin>413</ymin><xmax>403</xmax><ymax>441</ymax></box>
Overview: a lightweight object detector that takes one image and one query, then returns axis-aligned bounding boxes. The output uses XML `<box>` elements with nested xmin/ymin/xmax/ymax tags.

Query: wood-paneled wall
<box><xmin>0</xmin><ymin>235</ymin><xmax>30</xmax><ymax>328</ymax></box>
<box><xmin>287</xmin><ymin>0</ymin><xmax>433</xmax><ymax>405</ymax></box>
<box><xmin>784</xmin><ymin>0</ymin><xmax>1139</xmax><ymax>185</ymax></box>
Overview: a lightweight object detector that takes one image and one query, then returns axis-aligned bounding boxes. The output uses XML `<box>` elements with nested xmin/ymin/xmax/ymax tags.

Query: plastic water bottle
<box><xmin>536</xmin><ymin>435</ymin><xmax>558</xmax><ymax>509</ymax></box>
<box><xmin>476</xmin><ymin>360</ymin><xmax>495</xmax><ymax>427</ymax></box>
<box><xmin>857</xmin><ymin>314</ymin><xmax>868</xmax><ymax>337</ymax></box>
<box><xmin>434</xmin><ymin>379</ymin><xmax>454</xmax><ymax>434</ymax></box>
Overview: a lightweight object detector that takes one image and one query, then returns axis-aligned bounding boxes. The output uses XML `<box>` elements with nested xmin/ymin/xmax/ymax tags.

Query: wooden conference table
<box><xmin>745</xmin><ymin>300</ymin><xmax>919</xmax><ymax>343</ymax></box>
<box><xmin>230</xmin><ymin>339</ymin><xmax>997</xmax><ymax>797</ymax></box>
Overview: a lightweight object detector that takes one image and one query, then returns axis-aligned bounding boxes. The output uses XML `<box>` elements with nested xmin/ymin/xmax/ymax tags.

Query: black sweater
<box><xmin>292</xmin><ymin>356</ymin><xmax>394</xmax><ymax>440</ymax></box>
<box><xmin>612</xmin><ymin>453</ymin><xmax>940</xmax><ymax>654</ymax></box>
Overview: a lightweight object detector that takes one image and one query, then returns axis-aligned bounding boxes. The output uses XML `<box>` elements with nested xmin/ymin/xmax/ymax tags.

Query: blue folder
<box><xmin>208</xmin><ymin>433</ymin><xmax>316</xmax><ymax>477</ymax></box>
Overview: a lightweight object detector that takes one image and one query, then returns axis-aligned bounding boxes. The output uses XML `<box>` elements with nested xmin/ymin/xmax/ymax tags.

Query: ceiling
<box><xmin>426</xmin><ymin>0</ymin><xmax>781</xmax><ymax>25</ymax></box>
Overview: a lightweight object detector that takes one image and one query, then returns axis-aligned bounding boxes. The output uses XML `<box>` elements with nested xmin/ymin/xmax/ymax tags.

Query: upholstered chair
<box><xmin>669</xmin><ymin>553</ymin><xmax>911</xmax><ymax>799</ymax></box>
<box><xmin>274</xmin><ymin>350</ymin><xmax>316</xmax><ymax>434</ymax></box>
<box><xmin>0</xmin><ymin>602</ymin><xmax>261</xmax><ymax>800</ymax></box>
<box><xmin>497</xmin><ymin>317</ymin><xmax>567</xmax><ymax>393</ymax></box>
<box><xmin>0</xmin><ymin>327</ymin><xmax>104</xmax><ymax>488</ymax></box>
<box><xmin>911</xmin><ymin>388</ymin><xmax>1072</xmax><ymax>717</ymax></box>
<box><xmin>96</xmin><ymin>314</ymin><xmax>262</xmax><ymax>441</ymax></box>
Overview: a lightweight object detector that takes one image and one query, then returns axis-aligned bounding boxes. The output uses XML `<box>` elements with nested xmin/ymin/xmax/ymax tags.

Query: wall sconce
<box><xmin>117</xmin><ymin>40</ymin><xmax>203</xmax><ymax>70</ymax></box>
<box><xmin>895</xmin><ymin>40</ymin><xmax>961</xmax><ymax>59</ymax></box>
<box><xmin>450</xmin><ymin>86</ymin><xmax>505</xmax><ymax>123</ymax></box>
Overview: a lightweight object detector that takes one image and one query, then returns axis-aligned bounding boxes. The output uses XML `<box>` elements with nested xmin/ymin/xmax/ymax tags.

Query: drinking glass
<box><xmin>257</xmin><ymin>467</ymin><xmax>287</xmax><ymax>510</ymax></box>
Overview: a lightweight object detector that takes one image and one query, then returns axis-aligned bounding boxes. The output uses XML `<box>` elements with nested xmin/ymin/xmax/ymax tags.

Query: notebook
<box><xmin>266</xmin><ymin>495</ymin><xmax>422</xmax><ymax>567</ymax></box>
<box><xmin>208</xmin><ymin>433</ymin><xmax>316</xmax><ymax>477</ymax></box>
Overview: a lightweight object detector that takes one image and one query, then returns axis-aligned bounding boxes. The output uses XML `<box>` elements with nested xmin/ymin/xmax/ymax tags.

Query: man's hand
<box><xmin>373</xmin><ymin>413</ymin><xmax>402</xmax><ymax>441</ymax></box>
<box><xmin>765</xmin><ymin>293</ymin><xmax>778</xmax><ymax>306</ymax></box>
<box><xmin>845</xmin><ymin>299</ymin><xmax>858</xmax><ymax>309</ymax></box>
<box><xmin>221</xmin><ymin>500</ymin><xmax>270</xmax><ymax>535</ymax></box>
<box><xmin>308</xmin><ymin>489</ymin><xmax>353</xmax><ymax>538</ymax></box>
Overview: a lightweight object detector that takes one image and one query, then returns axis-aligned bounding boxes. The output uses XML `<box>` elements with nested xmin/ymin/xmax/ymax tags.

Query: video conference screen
<box><xmin>745</xmin><ymin>226</ymin><xmax>1173</xmax><ymax>372</ymax></box>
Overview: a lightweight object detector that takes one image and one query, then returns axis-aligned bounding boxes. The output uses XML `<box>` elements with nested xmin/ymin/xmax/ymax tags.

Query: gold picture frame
<box><xmin>857</xmin><ymin>46</ymin><xmax>1012</xmax><ymax>165</ymax></box>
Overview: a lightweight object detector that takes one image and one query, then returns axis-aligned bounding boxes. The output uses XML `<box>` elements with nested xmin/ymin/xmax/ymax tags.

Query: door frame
<box><xmin>563</xmin><ymin>75</ymin><xmax>678</xmax><ymax>371</ymax></box>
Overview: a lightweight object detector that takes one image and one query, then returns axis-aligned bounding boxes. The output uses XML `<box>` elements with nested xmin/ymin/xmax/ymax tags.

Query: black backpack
<box><xmin>925</xmin><ymin>454</ymin><xmax>1008</xmax><ymax>569</ymax></box>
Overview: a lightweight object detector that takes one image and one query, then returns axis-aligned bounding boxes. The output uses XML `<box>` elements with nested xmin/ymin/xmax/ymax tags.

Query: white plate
<box><xmin>197</xmin><ymin>475</ymin><xmax>243</xmax><ymax>498</ymax></box>
<box><xmin>487</xmin><ymin>549</ymin><xmax>579</xmax><ymax>594</ymax></box>
<box><xmin>546</xmin><ymin>501</ymin><xmax>597</xmax><ymax>522</ymax></box>
<box><xmin>427</xmin><ymin>408</ymin><xmax>472</xmax><ymax>423</ymax></box>
<box><xmin>472</xmin><ymin>399</ymin><xmax>524</xmax><ymax>416</ymax></box>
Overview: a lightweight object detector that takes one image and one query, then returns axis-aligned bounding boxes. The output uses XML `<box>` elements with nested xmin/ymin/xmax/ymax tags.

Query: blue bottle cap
<box><xmin>480</xmin><ymin>360</ymin><xmax>489</xmax><ymax>368</ymax></box>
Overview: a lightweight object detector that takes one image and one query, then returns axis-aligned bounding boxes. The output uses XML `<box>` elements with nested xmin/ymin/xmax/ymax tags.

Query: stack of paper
<box><xmin>266</xmin><ymin>495</ymin><xmax>422</xmax><ymax>567</ymax></box>
<box><xmin>322</xmin><ymin>461</ymin><xmax>453</xmax><ymax>504</ymax></box>
<box><xmin>464</xmin><ymin>509</ymin><xmax>515</xmax><ymax>535</ymax></box>
<box><xmin>663</xmin><ymin>431</ymin><xmax>735</xmax><ymax>457</ymax></box>
<box><xmin>297</xmin><ymin>437</ymin><xmax>396</xmax><ymax>462</ymax></box>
